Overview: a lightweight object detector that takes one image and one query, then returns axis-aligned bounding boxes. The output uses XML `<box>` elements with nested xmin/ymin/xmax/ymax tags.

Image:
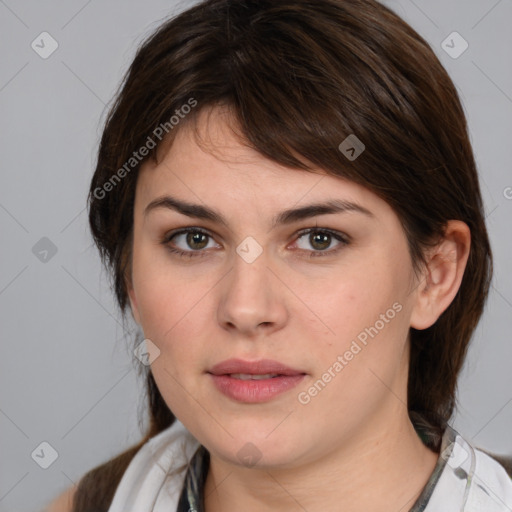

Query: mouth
<box><xmin>207</xmin><ymin>359</ymin><xmax>307</xmax><ymax>403</ymax></box>
<box><xmin>208</xmin><ymin>358</ymin><xmax>306</xmax><ymax>377</ymax></box>
<box><xmin>227</xmin><ymin>373</ymin><xmax>287</xmax><ymax>380</ymax></box>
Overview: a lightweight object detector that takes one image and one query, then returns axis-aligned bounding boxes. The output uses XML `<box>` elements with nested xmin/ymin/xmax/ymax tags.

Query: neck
<box><xmin>203</xmin><ymin>408</ymin><xmax>439</xmax><ymax>512</ymax></box>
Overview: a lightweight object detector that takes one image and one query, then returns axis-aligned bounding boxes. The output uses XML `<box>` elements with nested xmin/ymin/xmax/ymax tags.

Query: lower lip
<box><xmin>209</xmin><ymin>374</ymin><xmax>306</xmax><ymax>403</ymax></box>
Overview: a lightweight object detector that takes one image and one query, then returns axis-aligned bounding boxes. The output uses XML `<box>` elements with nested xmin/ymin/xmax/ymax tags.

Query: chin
<box><xmin>207</xmin><ymin>430</ymin><xmax>304</xmax><ymax>469</ymax></box>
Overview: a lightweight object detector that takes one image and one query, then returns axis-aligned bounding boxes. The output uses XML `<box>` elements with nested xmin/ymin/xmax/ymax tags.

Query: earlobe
<box><xmin>127</xmin><ymin>285</ymin><xmax>141</xmax><ymax>325</ymax></box>
<box><xmin>410</xmin><ymin>220</ymin><xmax>471</xmax><ymax>330</ymax></box>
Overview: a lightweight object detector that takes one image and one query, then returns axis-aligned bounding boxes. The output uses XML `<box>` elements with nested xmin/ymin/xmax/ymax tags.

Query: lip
<box><xmin>207</xmin><ymin>358</ymin><xmax>306</xmax><ymax>403</ymax></box>
<box><xmin>208</xmin><ymin>358</ymin><xmax>305</xmax><ymax>376</ymax></box>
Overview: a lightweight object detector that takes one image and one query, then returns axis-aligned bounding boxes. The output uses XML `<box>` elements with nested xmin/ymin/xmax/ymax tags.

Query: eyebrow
<box><xmin>144</xmin><ymin>194</ymin><xmax>374</xmax><ymax>229</ymax></box>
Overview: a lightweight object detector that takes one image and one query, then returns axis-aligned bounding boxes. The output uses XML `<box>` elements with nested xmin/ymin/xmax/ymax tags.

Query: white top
<box><xmin>107</xmin><ymin>419</ymin><xmax>512</xmax><ymax>512</ymax></box>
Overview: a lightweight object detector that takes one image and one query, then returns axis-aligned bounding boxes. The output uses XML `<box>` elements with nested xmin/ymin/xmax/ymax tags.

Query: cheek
<box><xmin>138</xmin><ymin>285</ymin><xmax>210</xmax><ymax>417</ymax></box>
<box><xmin>305</xmin><ymin>268</ymin><xmax>398</xmax><ymax>339</ymax></box>
<box><xmin>136</xmin><ymin>280</ymin><xmax>207</xmax><ymax>352</ymax></box>
<box><xmin>132</xmin><ymin>263</ymin><xmax>215</xmax><ymax>369</ymax></box>
<box><xmin>131</xmin><ymin>243</ymin><xmax>193</xmax><ymax>334</ymax></box>
<box><xmin>303</xmin><ymin>262</ymin><xmax>410</xmax><ymax>391</ymax></box>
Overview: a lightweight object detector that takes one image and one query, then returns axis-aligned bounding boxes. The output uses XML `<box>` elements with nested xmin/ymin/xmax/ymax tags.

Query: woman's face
<box><xmin>128</xmin><ymin>106</ymin><xmax>422</xmax><ymax>468</ymax></box>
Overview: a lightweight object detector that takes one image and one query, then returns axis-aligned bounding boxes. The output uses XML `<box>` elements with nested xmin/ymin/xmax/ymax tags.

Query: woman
<box><xmin>47</xmin><ymin>0</ymin><xmax>512</xmax><ymax>510</ymax></box>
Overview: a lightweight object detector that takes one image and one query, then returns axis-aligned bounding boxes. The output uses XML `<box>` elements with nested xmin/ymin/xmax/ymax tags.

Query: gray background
<box><xmin>0</xmin><ymin>0</ymin><xmax>511</xmax><ymax>510</ymax></box>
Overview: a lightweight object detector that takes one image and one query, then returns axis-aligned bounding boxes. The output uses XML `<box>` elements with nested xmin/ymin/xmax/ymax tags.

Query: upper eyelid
<box><xmin>165</xmin><ymin>226</ymin><xmax>349</xmax><ymax>247</ymax></box>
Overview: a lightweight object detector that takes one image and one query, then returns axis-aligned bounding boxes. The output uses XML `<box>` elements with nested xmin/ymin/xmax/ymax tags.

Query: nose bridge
<box><xmin>218</xmin><ymin>236</ymin><xmax>286</xmax><ymax>334</ymax></box>
<box><xmin>229</xmin><ymin>237</ymin><xmax>272</xmax><ymax>306</ymax></box>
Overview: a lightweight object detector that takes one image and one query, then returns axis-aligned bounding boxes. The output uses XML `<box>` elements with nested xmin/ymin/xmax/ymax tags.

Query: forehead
<box><xmin>135</xmin><ymin>106</ymin><xmax>389</xmax><ymax>217</ymax></box>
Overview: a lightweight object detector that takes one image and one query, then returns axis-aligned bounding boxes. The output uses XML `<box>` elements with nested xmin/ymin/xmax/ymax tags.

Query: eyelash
<box><xmin>161</xmin><ymin>227</ymin><xmax>350</xmax><ymax>260</ymax></box>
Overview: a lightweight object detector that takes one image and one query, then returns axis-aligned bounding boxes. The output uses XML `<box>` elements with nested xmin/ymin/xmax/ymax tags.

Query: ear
<box><xmin>410</xmin><ymin>220</ymin><xmax>471</xmax><ymax>330</ymax></box>
<box><xmin>126</xmin><ymin>279</ymin><xmax>141</xmax><ymax>325</ymax></box>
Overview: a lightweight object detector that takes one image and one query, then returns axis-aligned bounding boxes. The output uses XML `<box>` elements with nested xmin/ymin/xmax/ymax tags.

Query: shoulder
<box><xmin>427</xmin><ymin>427</ymin><xmax>512</xmax><ymax>512</ymax></box>
<box><xmin>44</xmin><ymin>486</ymin><xmax>76</xmax><ymax>512</ymax></box>
<box><xmin>476</xmin><ymin>449</ymin><xmax>512</xmax><ymax>479</ymax></box>
<box><xmin>107</xmin><ymin>419</ymin><xmax>200</xmax><ymax>511</ymax></box>
<box><xmin>466</xmin><ymin>446</ymin><xmax>512</xmax><ymax>511</ymax></box>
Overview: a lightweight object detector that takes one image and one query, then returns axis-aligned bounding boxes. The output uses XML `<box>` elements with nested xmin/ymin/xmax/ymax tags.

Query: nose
<box><xmin>217</xmin><ymin>248</ymin><xmax>288</xmax><ymax>338</ymax></box>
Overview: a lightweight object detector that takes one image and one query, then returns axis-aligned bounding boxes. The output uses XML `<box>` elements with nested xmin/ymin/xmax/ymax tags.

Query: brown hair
<box><xmin>75</xmin><ymin>0</ymin><xmax>492</xmax><ymax>509</ymax></box>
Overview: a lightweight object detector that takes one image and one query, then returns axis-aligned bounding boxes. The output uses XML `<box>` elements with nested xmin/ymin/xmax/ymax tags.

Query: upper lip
<box><xmin>208</xmin><ymin>358</ymin><xmax>306</xmax><ymax>376</ymax></box>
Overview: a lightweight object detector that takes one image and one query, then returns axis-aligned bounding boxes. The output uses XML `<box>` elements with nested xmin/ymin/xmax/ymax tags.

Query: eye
<box><xmin>161</xmin><ymin>228</ymin><xmax>219</xmax><ymax>258</ymax></box>
<box><xmin>161</xmin><ymin>226</ymin><xmax>350</xmax><ymax>260</ymax></box>
<box><xmin>292</xmin><ymin>228</ymin><xmax>349</xmax><ymax>258</ymax></box>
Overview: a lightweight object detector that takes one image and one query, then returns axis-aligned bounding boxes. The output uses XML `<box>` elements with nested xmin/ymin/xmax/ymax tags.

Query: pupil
<box><xmin>311</xmin><ymin>232</ymin><xmax>330</xmax><ymax>250</ymax></box>
<box><xmin>188</xmin><ymin>232</ymin><xmax>208</xmax><ymax>249</ymax></box>
<box><xmin>185</xmin><ymin>231</ymin><xmax>331</xmax><ymax>251</ymax></box>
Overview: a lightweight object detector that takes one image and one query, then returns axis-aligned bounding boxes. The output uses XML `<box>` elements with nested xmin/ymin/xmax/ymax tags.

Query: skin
<box><xmin>44</xmin><ymin>486</ymin><xmax>75</xmax><ymax>512</ymax></box>
<box><xmin>127</xmin><ymin>105</ymin><xmax>471</xmax><ymax>512</ymax></box>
